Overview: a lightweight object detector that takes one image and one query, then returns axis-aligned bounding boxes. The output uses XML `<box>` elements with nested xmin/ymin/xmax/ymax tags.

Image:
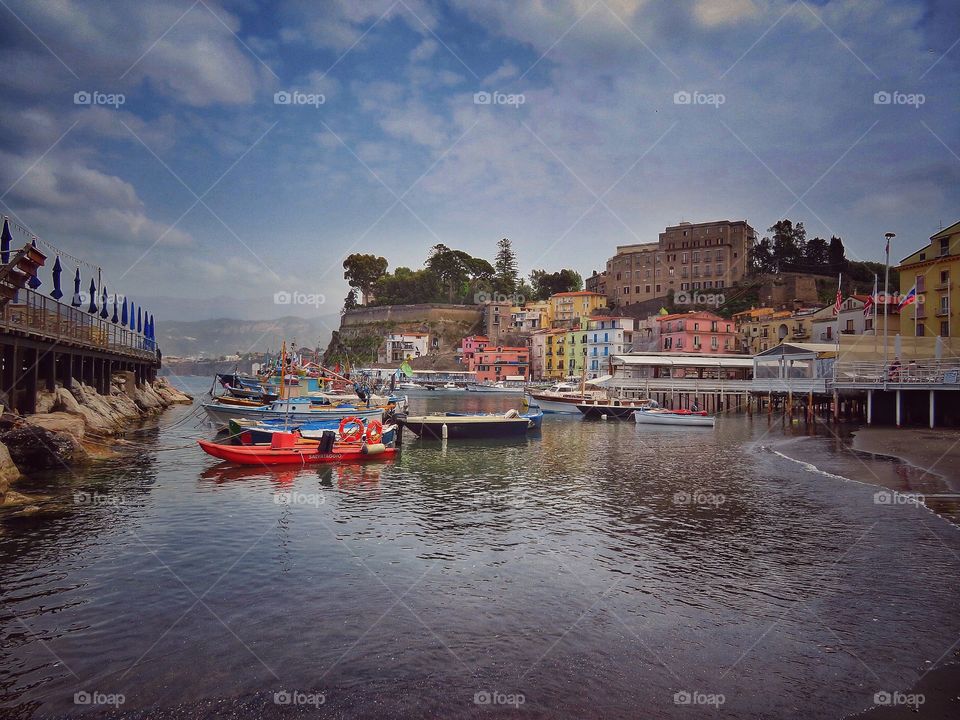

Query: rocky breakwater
<box><xmin>0</xmin><ymin>377</ymin><xmax>192</xmax><ymax>508</ymax></box>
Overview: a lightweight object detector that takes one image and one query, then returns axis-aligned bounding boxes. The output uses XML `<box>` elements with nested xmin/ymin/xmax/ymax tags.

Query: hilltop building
<box><xmin>378</xmin><ymin>332</ymin><xmax>430</xmax><ymax>363</ymax></box>
<box><xmin>549</xmin><ymin>291</ymin><xmax>607</xmax><ymax>327</ymax></box>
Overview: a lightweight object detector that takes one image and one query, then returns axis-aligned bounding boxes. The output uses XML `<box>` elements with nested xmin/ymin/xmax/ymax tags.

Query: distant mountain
<box><xmin>157</xmin><ymin>315</ymin><xmax>340</xmax><ymax>358</ymax></box>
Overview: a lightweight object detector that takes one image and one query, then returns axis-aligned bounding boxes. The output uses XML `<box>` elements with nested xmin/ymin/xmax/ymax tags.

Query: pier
<box><xmin>0</xmin><ymin>218</ymin><xmax>159</xmax><ymax>415</ymax></box>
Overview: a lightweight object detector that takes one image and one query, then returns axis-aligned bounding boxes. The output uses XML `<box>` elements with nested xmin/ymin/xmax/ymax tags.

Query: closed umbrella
<box><xmin>137</xmin><ymin>306</ymin><xmax>142</xmax><ymax>333</ymax></box>
<box><xmin>111</xmin><ymin>293</ymin><xmax>119</xmax><ymax>323</ymax></box>
<box><xmin>121</xmin><ymin>297</ymin><xmax>128</xmax><ymax>326</ymax></box>
<box><xmin>71</xmin><ymin>268</ymin><xmax>82</xmax><ymax>307</ymax></box>
<box><xmin>50</xmin><ymin>256</ymin><xmax>64</xmax><ymax>300</ymax></box>
<box><xmin>87</xmin><ymin>279</ymin><xmax>98</xmax><ymax>314</ymax></box>
<box><xmin>27</xmin><ymin>239</ymin><xmax>41</xmax><ymax>289</ymax></box>
<box><xmin>100</xmin><ymin>285</ymin><xmax>109</xmax><ymax>319</ymax></box>
<box><xmin>1</xmin><ymin>217</ymin><xmax>11</xmax><ymax>265</ymax></box>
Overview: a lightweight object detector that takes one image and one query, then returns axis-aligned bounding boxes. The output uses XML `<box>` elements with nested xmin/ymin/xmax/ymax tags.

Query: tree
<box><xmin>828</xmin><ymin>236</ymin><xmax>847</xmax><ymax>274</ymax></box>
<box><xmin>343</xmin><ymin>254</ymin><xmax>388</xmax><ymax>304</ymax></box>
<box><xmin>493</xmin><ymin>238</ymin><xmax>519</xmax><ymax>295</ymax></box>
<box><xmin>529</xmin><ymin>268</ymin><xmax>583</xmax><ymax>299</ymax></box>
<box><xmin>768</xmin><ymin>219</ymin><xmax>807</xmax><ymax>272</ymax></box>
<box><xmin>342</xmin><ymin>288</ymin><xmax>359</xmax><ymax>314</ymax></box>
<box><xmin>804</xmin><ymin>236</ymin><xmax>830</xmax><ymax>268</ymax></box>
<box><xmin>748</xmin><ymin>237</ymin><xmax>775</xmax><ymax>274</ymax></box>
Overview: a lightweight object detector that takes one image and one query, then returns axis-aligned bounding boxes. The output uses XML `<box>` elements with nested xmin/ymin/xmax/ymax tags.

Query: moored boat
<box><xmin>202</xmin><ymin>396</ymin><xmax>389</xmax><ymax>424</ymax></box>
<box><xmin>634</xmin><ymin>408</ymin><xmax>716</xmax><ymax>427</ymax></box>
<box><xmin>227</xmin><ymin>417</ymin><xmax>397</xmax><ymax>446</ymax></box>
<box><xmin>575</xmin><ymin>398</ymin><xmax>653</xmax><ymax>420</ymax></box>
<box><xmin>467</xmin><ymin>381</ymin><xmax>524</xmax><ymax>394</ymax></box>
<box><xmin>397</xmin><ymin>408</ymin><xmax>541</xmax><ymax>439</ymax></box>
<box><xmin>524</xmin><ymin>382</ymin><xmax>607</xmax><ymax>414</ymax></box>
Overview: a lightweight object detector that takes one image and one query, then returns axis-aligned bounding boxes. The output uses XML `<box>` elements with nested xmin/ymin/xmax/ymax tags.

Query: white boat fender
<box><xmin>504</xmin><ymin>409</ymin><xmax>520</xmax><ymax>418</ymax></box>
<box><xmin>441</xmin><ymin>423</ymin><xmax>448</xmax><ymax>439</ymax></box>
<box><xmin>362</xmin><ymin>443</ymin><xmax>386</xmax><ymax>455</ymax></box>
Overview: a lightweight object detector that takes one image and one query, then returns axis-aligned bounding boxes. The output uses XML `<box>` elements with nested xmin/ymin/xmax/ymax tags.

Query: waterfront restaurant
<box><xmin>751</xmin><ymin>342</ymin><xmax>837</xmax><ymax>396</ymax></box>
<box><xmin>604</xmin><ymin>351</ymin><xmax>754</xmax><ymax>411</ymax></box>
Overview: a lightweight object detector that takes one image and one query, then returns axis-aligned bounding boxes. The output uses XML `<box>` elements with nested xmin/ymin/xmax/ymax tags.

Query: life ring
<box><xmin>339</xmin><ymin>416</ymin><xmax>364</xmax><ymax>443</ymax></box>
<box><xmin>365</xmin><ymin>419</ymin><xmax>383</xmax><ymax>444</ymax></box>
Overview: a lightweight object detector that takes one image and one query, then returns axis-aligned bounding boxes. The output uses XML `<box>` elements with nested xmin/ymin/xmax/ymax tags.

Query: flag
<box><xmin>399</xmin><ymin>360</ymin><xmax>414</xmax><ymax>378</ymax></box>
<box><xmin>658</xmin><ymin>307</ymin><xmax>669</xmax><ymax>316</ymax></box>
<box><xmin>833</xmin><ymin>275</ymin><xmax>842</xmax><ymax>316</ymax></box>
<box><xmin>864</xmin><ymin>275</ymin><xmax>878</xmax><ymax>317</ymax></box>
<box><xmin>897</xmin><ymin>285</ymin><xmax>917</xmax><ymax>310</ymax></box>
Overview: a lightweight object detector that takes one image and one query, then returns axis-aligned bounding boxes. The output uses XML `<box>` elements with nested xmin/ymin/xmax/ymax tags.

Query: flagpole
<box><xmin>883</xmin><ymin>233</ymin><xmax>895</xmax><ymax>373</ymax></box>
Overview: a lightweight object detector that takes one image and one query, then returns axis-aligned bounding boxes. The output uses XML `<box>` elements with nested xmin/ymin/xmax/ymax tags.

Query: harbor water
<box><xmin>1</xmin><ymin>377</ymin><xmax>959</xmax><ymax>718</ymax></box>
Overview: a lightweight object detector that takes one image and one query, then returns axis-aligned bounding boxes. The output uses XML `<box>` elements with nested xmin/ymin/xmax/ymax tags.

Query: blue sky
<box><xmin>0</xmin><ymin>0</ymin><xmax>958</xmax><ymax>322</ymax></box>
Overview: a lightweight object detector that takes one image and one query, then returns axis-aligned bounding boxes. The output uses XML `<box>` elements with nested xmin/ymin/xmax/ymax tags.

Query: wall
<box><xmin>341</xmin><ymin>304</ymin><xmax>482</xmax><ymax>327</ymax></box>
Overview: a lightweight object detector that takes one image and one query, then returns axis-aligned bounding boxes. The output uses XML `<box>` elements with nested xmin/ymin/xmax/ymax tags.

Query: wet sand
<box><xmin>852</xmin><ymin>428</ymin><xmax>960</xmax><ymax>487</ymax></box>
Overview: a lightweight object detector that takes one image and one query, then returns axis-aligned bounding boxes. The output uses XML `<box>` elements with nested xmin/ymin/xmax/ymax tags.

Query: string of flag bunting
<box><xmin>1</xmin><ymin>215</ymin><xmax>157</xmax><ymax>349</ymax></box>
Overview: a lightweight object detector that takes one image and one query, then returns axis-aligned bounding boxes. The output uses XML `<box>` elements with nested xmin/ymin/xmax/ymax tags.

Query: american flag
<box><xmin>863</xmin><ymin>294</ymin><xmax>874</xmax><ymax>317</ymax></box>
<box><xmin>833</xmin><ymin>275</ymin><xmax>842</xmax><ymax>315</ymax></box>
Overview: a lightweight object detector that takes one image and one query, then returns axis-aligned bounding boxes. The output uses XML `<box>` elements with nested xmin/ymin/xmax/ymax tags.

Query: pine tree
<box><xmin>494</xmin><ymin>238</ymin><xmax>519</xmax><ymax>295</ymax></box>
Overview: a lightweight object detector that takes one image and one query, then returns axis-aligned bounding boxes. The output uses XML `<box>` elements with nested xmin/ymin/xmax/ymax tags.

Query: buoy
<box><xmin>441</xmin><ymin>423</ymin><xmax>448</xmax><ymax>439</ymax></box>
<box><xmin>601</xmin><ymin>414</ymin><xmax>608</xmax><ymax>420</ymax></box>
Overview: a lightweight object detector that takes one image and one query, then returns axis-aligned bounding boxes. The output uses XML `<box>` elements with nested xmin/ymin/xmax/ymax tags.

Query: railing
<box><xmin>833</xmin><ymin>359</ymin><xmax>960</xmax><ymax>386</ymax></box>
<box><xmin>0</xmin><ymin>288</ymin><xmax>157</xmax><ymax>360</ymax></box>
<box><xmin>608</xmin><ymin>376</ymin><xmax>754</xmax><ymax>396</ymax></box>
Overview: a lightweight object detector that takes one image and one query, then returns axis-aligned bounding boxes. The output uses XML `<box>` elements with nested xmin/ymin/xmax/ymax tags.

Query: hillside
<box><xmin>158</xmin><ymin>315</ymin><xmax>339</xmax><ymax>358</ymax></box>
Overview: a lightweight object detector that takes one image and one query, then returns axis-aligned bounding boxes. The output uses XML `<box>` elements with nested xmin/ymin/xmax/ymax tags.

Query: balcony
<box><xmin>936</xmin><ymin>307</ymin><xmax>950</xmax><ymax>317</ymax></box>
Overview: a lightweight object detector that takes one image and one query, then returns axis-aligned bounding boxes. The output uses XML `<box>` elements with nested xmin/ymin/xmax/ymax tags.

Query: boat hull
<box><xmin>398</xmin><ymin>413</ymin><xmax>538</xmax><ymax>439</ymax></box>
<box><xmin>634</xmin><ymin>410</ymin><xmax>715</xmax><ymax>427</ymax></box>
<box><xmin>524</xmin><ymin>394</ymin><xmax>584</xmax><ymax>414</ymax></box>
<box><xmin>198</xmin><ymin>439</ymin><xmax>397</xmax><ymax>465</ymax></box>
<box><xmin>229</xmin><ymin>419</ymin><xmax>396</xmax><ymax>446</ymax></box>
<box><xmin>575</xmin><ymin>404</ymin><xmax>639</xmax><ymax>420</ymax></box>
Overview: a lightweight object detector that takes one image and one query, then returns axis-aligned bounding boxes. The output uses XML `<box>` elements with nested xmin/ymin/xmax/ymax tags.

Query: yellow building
<box><xmin>898</xmin><ymin>220</ymin><xmax>960</xmax><ymax>338</ymax></box>
<box><xmin>543</xmin><ymin>329</ymin><xmax>567</xmax><ymax>380</ymax></box>
<box><xmin>549</xmin><ymin>291</ymin><xmax>607</xmax><ymax>326</ymax></box>
<box><xmin>735</xmin><ymin>306</ymin><xmax>831</xmax><ymax>355</ymax></box>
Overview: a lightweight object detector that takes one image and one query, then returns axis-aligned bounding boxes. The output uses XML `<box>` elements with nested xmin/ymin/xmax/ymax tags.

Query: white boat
<box><xmin>438</xmin><ymin>382</ymin><xmax>466</xmax><ymax>391</ymax></box>
<box><xmin>467</xmin><ymin>381</ymin><xmax>524</xmax><ymax>394</ymax></box>
<box><xmin>524</xmin><ymin>382</ymin><xmax>606</xmax><ymax>414</ymax></box>
<box><xmin>397</xmin><ymin>381</ymin><xmax>424</xmax><ymax>390</ymax></box>
<box><xmin>634</xmin><ymin>408</ymin><xmax>715</xmax><ymax>427</ymax></box>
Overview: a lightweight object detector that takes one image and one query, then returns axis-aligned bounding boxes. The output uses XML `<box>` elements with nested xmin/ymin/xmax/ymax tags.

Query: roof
<box><xmin>550</xmin><ymin>291</ymin><xmax>605</xmax><ymax>298</ymax></box>
<box><xmin>611</xmin><ymin>352</ymin><xmax>754</xmax><ymax>368</ymax></box>
<box><xmin>930</xmin><ymin>220</ymin><xmax>960</xmax><ymax>240</ymax></box>
<box><xmin>755</xmin><ymin>342</ymin><xmax>837</xmax><ymax>358</ymax></box>
<box><xmin>656</xmin><ymin>311</ymin><xmax>725</xmax><ymax>322</ymax></box>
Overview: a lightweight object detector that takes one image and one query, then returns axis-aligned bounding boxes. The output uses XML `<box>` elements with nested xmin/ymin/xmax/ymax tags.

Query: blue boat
<box><xmin>202</xmin><ymin>396</ymin><xmax>387</xmax><ymax>424</ymax></box>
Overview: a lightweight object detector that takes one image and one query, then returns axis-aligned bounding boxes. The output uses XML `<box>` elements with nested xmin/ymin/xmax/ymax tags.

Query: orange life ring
<box><xmin>339</xmin><ymin>416</ymin><xmax>364</xmax><ymax>443</ymax></box>
<box><xmin>365</xmin><ymin>419</ymin><xmax>383</xmax><ymax>444</ymax></box>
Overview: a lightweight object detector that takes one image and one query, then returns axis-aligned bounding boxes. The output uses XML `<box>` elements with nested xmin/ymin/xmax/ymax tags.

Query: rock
<box><xmin>0</xmin><ymin>441</ymin><xmax>22</xmax><ymax>498</ymax></box>
<box><xmin>36</xmin><ymin>390</ymin><xmax>58</xmax><ymax>414</ymax></box>
<box><xmin>1</xmin><ymin>490</ymin><xmax>36</xmax><ymax>507</ymax></box>
<box><xmin>0</xmin><ymin>426</ymin><xmax>87</xmax><ymax>470</ymax></box>
<box><xmin>25</xmin><ymin>412</ymin><xmax>86</xmax><ymax>441</ymax></box>
<box><xmin>55</xmin><ymin>387</ymin><xmax>83</xmax><ymax>415</ymax></box>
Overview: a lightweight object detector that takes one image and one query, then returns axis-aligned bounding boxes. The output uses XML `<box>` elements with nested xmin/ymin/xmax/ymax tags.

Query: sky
<box><xmin>0</xmin><ymin>0</ymin><xmax>958</xmax><ymax>323</ymax></box>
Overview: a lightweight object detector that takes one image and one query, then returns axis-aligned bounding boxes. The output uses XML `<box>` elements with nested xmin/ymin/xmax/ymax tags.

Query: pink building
<box><xmin>460</xmin><ymin>335</ymin><xmax>491</xmax><ymax>366</ymax></box>
<box><xmin>657</xmin><ymin>311</ymin><xmax>737</xmax><ymax>353</ymax></box>
<box><xmin>471</xmin><ymin>345</ymin><xmax>530</xmax><ymax>382</ymax></box>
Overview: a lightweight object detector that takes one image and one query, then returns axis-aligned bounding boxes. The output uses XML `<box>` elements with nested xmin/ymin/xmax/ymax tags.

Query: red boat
<box><xmin>198</xmin><ymin>420</ymin><xmax>397</xmax><ymax>466</ymax></box>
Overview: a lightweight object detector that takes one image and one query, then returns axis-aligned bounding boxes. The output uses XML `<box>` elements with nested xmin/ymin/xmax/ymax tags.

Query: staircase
<box><xmin>0</xmin><ymin>244</ymin><xmax>47</xmax><ymax>308</ymax></box>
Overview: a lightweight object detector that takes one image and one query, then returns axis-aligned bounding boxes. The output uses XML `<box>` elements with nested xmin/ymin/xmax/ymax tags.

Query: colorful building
<box><xmin>530</xmin><ymin>329</ymin><xmax>550</xmax><ymax>379</ymax></box>
<box><xmin>543</xmin><ymin>329</ymin><xmax>568</xmax><ymax>380</ymax></box>
<box><xmin>898</xmin><ymin>220</ymin><xmax>960</xmax><ymax>338</ymax></box>
<box><xmin>563</xmin><ymin>318</ymin><xmax>589</xmax><ymax>378</ymax></box>
<box><xmin>586</xmin><ymin>316</ymin><xmax>635</xmax><ymax>378</ymax></box>
<box><xmin>460</xmin><ymin>335</ymin><xmax>491</xmax><ymax>366</ymax></box>
<box><xmin>471</xmin><ymin>345</ymin><xmax>530</xmax><ymax>382</ymax></box>
<box><xmin>657</xmin><ymin>311</ymin><xmax>738</xmax><ymax>354</ymax></box>
<box><xmin>510</xmin><ymin>300</ymin><xmax>552</xmax><ymax>333</ymax></box>
<box><xmin>549</xmin><ymin>291</ymin><xmax>607</xmax><ymax>326</ymax></box>
<box><xmin>736</xmin><ymin>306</ymin><xmax>831</xmax><ymax>354</ymax></box>
<box><xmin>379</xmin><ymin>332</ymin><xmax>430</xmax><ymax>363</ymax></box>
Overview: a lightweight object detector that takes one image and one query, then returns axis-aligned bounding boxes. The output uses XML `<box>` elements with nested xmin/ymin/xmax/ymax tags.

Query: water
<box><xmin>2</xmin><ymin>377</ymin><xmax>959</xmax><ymax>718</ymax></box>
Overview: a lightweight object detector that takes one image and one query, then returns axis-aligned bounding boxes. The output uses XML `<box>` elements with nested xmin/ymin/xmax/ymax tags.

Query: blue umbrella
<box><xmin>137</xmin><ymin>306</ymin><xmax>142</xmax><ymax>333</ymax></box>
<box><xmin>87</xmin><ymin>278</ymin><xmax>97</xmax><ymax>314</ymax></box>
<box><xmin>27</xmin><ymin>239</ymin><xmax>41</xmax><ymax>289</ymax></box>
<box><xmin>111</xmin><ymin>293</ymin><xmax>119</xmax><ymax>323</ymax></box>
<box><xmin>1</xmin><ymin>218</ymin><xmax>11</xmax><ymax>265</ymax></box>
<box><xmin>71</xmin><ymin>268</ymin><xmax>82</xmax><ymax>307</ymax></box>
<box><xmin>50</xmin><ymin>256</ymin><xmax>63</xmax><ymax>300</ymax></box>
<box><xmin>100</xmin><ymin>286</ymin><xmax>109</xmax><ymax>319</ymax></box>
<box><xmin>121</xmin><ymin>297</ymin><xmax>128</xmax><ymax>325</ymax></box>
<box><xmin>129</xmin><ymin>301</ymin><xmax>135</xmax><ymax>329</ymax></box>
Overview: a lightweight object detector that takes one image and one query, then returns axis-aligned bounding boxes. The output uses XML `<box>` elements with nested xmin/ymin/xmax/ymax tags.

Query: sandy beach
<box><xmin>852</xmin><ymin>428</ymin><xmax>960</xmax><ymax>488</ymax></box>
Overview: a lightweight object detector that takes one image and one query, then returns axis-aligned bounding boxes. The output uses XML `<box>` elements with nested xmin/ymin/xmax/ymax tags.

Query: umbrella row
<box><xmin>2</xmin><ymin>218</ymin><xmax>155</xmax><ymax>345</ymax></box>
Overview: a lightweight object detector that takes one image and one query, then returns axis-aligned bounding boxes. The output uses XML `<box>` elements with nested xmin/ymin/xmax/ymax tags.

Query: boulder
<box><xmin>36</xmin><ymin>390</ymin><xmax>58</xmax><ymax>414</ymax></box>
<box><xmin>1</xmin><ymin>490</ymin><xmax>36</xmax><ymax>507</ymax></box>
<box><xmin>55</xmin><ymin>387</ymin><xmax>84</xmax><ymax>415</ymax></box>
<box><xmin>0</xmin><ymin>426</ymin><xmax>87</xmax><ymax>470</ymax></box>
<box><xmin>25</xmin><ymin>412</ymin><xmax>86</xmax><ymax>440</ymax></box>
<box><xmin>0</xmin><ymin>441</ymin><xmax>22</xmax><ymax>497</ymax></box>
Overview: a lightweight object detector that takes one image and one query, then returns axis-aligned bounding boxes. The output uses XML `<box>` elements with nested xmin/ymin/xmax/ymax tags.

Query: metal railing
<box><xmin>0</xmin><ymin>288</ymin><xmax>157</xmax><ymax>360</ymax></box>
<box><xmin>608</xmin><ymin>376</ymin><xmax>754</xmax><ymax>396</ymax></box>
<box><xmin>833</xmin><ymin>359</ymin><xmax>960</xmax><ymax>386</ymax></box>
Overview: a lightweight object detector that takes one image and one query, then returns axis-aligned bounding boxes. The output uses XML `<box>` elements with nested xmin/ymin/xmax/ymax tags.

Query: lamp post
<box><xmin>883</xmin><ymin>232</ymin><xmax>896</xmax><ymax>376</ymax></box>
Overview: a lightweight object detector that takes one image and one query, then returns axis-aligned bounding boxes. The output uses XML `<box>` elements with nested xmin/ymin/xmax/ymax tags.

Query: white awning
<box><xmin>611</xmin><ymin>354</ymin><xmax>754</xmax><ymax>368</ymax></box>
<box><xmin>586</xmin><ymin>374</ymin><xmax>614</xmax><ymax>386</ymax></box>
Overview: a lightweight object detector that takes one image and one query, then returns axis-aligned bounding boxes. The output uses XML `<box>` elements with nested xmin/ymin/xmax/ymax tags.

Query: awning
<box><xmin>586</xmin><ymin>374</ymin><xmax>614</xmax><ymax>386</ymax></box>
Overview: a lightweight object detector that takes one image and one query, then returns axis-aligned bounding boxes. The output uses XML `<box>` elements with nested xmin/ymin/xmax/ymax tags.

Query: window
<box><xmin>680</xmin><ymin>283</ymin><xmax>689</xmax><ymax>290</ymax></box>
<box><xmin>941</xmin><ymin>321</ymin><xmax>949</xmax><ymax>336</ymax></box>
<box><xmin>917</xmin><ymin>323</ymin><xmax>925</xmax><ymax>337</ymax></box>
<box><xmin>940</xmin><ymin>238</ymin><xmax>949</xmax><ymax>256</ymax></box>
<box><xmin>694</xmin><ymin>322</ymin><xmax>700</xmax><ymax>331</ymax></box>
<box><xmin>865</xmin><ymin>318</ymin><xmax>874</xmax><ymax>331</ymax></box>
<box><xmin>693</xmin><ymin>335</ymin><xmax>701</xmax><ymax>347</ymax></box>
<box><xmin>645</xmin><ymin>285</ymin><xmax>651</xmax><ymax>293</ymax></box>
<box><xmin>711</xmin><ymin>336</ymin><xmax>718</xmax><ymax>349</ymax></box>
<box><xmin>682</xmin><ymin>252</ymin><xmax>688</xmax><ymax>263</ymax></box>
<box><xmin>655</xmin><ymin>284</ymin><xmax>661</xmax><ymax>293</ymax></box>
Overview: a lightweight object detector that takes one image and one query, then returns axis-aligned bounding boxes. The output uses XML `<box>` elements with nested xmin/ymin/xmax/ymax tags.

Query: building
<box><xmin>379</xmin><ymin>332</ymin><xmax>430</xmax><ymax>363</ymax></box>
<box><xmin>586</xmin><ymin>317</ymin><xmax>635</xmax><ymax>378</ymax></box>
<box><xmin>563</xmin><ymin>319</ymin><xmax>589</xmax><ymax>378</ymax></box>
<box><xmin>510</xmin><ymin>300</ymin><xmax>551</xmax><ymax>333</ymax></box>
<box><xmin>657</xmin><ymin>311</ymin><xmax>738</xmax><ymax>354</ymax></box>
<box><xmin>549</xmin><ymin>291</ymin><xmax>607</xmax><ymax>327</ymax></box>
<box><xmin>585</xmin><ymin>270</ymin><xmax>607</xmax><ymax>295</ymax></box>
<box><xmin>599</xmin><ymin>219</ymin><xmax>756</xmax><ymax>307</ymax></box>
<box><xmin>459</xmin><ymin>335</ymin><xmax>490</xmax><ymax>367</ymax></box>
<box><xmin>543</xmin><ymin>329</ymin><xmax>568</xmax><ymax>380</ymax></box>
<box><xmin>898</xmin><ymin>220</ymin><xmax>960</xmax><ymax>338</ymax></box>
<box><xmin>471</xmin><ymin>345</ymin><xmax>529</xmax><ymax>382</ymax></box>
<box><xmin>530</xmin><ymin>329</ymin><xmax>550</xmax><ymax>380</ymax></box>
<box><xmin>480</xmin><ymin>301</ymin><xmax>514</xmax><ymax>343</ymax></box>
<box><xmin>737</xmin><ymin>306</ymin><xmax>832</xmax><ymax>354</ymax></box>
<box><xmin>834</xmin><ymin>295</ymin><xmax>902</xmax><ymax>338</ymax></box>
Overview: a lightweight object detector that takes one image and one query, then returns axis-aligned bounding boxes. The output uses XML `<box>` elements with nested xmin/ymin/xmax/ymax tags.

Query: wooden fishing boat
<box><xmin>199</xmin><ymin>418</ymin><xmax>397</xmax><ymax>465</ymax></box>
<box><xmin>524</xmin><ymin>382</ymin><xmax>607</xmax><ymax>414</ymax></box>
<box><xmin>228</xmin><ymin>417</ymin><xmax>396</xmax><ymax>445</ymax></box>
<box><xmin>202</xmin><ymin>396</ymin><xmax>387</xmax><ymax>424</ymax></box>
<box><xmin>467</xmin><ymin>381</ymin><xmax>524</xmax><ymax>394</ymax></box>
<box><xmin>397</xmin><ymin>409</ymin><xmax>542</xmax><ymax>439</ymax></box>
<box><xmin>212</xmin><ymin>395</ymin><xmax>270</xmax><ymax>408</ymax></box>
<box><xmin>575</xmin><ymin>398</ymin><xmax>653</xmax><ymax>420</ymax></box>
<box><xmin>634</xmin><ymin>408</ymin><xmax>716</xmax><ymax>427</ymax></box>
<box><xmin>198</xmin><ymin>436</ymin><xmax>397</xmax><ymax>465</ymax></box>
